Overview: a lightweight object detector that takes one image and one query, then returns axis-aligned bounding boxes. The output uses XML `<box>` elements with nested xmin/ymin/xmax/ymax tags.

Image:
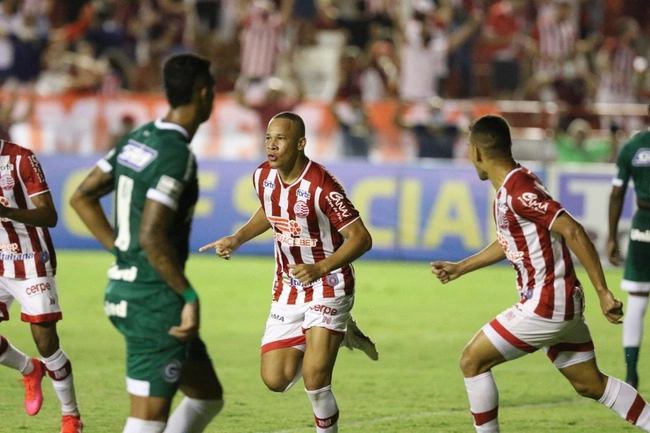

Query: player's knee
<box><xmin>459</xmin><ymin>348</ymin><xmax>480</xmax><ymax>377</ymax></box>
<box><xmin>571</xmin><ymin>374</ymin><xmax>607</xmax><ymax>400</ymax></box>
<box><xmin>262</xmin><ymin>373</ymin><xmax>292</xmax><ymax>393</ymax></box>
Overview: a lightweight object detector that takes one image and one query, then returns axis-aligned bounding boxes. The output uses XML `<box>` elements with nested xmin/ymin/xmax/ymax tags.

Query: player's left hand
<box><xmin>289</xmin><ymin>263</ymin><xmax>325</xmax><ymax>285</ymax></box>
<box><xmin>599</xmin><ymin>291</ymin><xmax>624</xmax><ymax>324</ymax></box>
<box><xmin>169</xmin><ymin>301</ymin><xmax>200</xmax><ymax>341</ymax></box>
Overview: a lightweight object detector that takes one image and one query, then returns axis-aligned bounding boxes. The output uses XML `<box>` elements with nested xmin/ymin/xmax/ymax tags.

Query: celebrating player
<box><xmin>70</xmin><ymin>53</ymin><xmax>223</xmax><ymax>433</ymax></box>
<box><xmin>0</xmin><ymin>140</ymin><xmax>83</xmax><ymax>432</ymax></box>
<box><xmin>607</xmin><ymin>104</ymin><xmax>650</xmax><ymax>390</ymax></box>
<box><xmin>431</xmin><ymin>115</ymin><xmax>650</xmax><ymax>432</ymax></box>
<box><xmin>200</xmin><ymin>111</ymin><xmax>374</xmax><ymax>432</ymax></box>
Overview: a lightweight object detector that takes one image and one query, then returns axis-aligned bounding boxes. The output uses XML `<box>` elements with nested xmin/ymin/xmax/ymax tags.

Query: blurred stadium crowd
<box><xmin>0</xmin><ymin>0</ymin><xmax>649</xmax><ymax>162</ymax></box>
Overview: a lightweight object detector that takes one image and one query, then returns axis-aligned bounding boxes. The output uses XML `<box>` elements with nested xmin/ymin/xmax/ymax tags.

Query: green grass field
<box><xmin>1</xmin><ymin>251</ymin><xmax>647</xmax><ymax>433</ymax></box>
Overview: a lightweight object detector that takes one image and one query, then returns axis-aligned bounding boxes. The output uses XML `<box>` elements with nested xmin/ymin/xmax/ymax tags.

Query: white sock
<box><xmin>305</xmin><ymin>385</ymin><xmax>339</xmax><ymax>433</ymax></box>
<box><xmin>42</xmin><ymin>348</ymin><xmax>79</xmax><ymax>415</ymax></box>
<box><xmin>599</xmin><ymin>376</ymin><xmax>650</xmax><ymax>431</ymax></box>
<box><xmin>163</xmin><ymin>397</ymin><xmax>224</xmax><ymax>433</ymax></box>
<box><xmin>464</xmin><ymin>371</ymin><xmax>500</xmax><ymax>433</ymax></box>
<box><xmin>623</xmin><ymin>295</ymin><xmax>648</xmax><ymax>347</ymax></box>
<box><xmin>0</xmin><ymin>336</ymin><xmax>32</xmax><ymax>374</ymax></box>
<box><xmin>123</xmin><ymin>417</ymin><xmax>166</xmax><ymax>433</ymax></box>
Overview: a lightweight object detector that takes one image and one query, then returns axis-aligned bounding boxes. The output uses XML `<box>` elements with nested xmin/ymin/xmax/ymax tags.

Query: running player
<box><xmin>69</xmin><ymin>53</ymin><xmax>223</xmax><ymax>433</ymax></box>
<box><xmin>200</xmin><ymin>111</ymin><xmax>373</xmax><ymax>432</ymax></box>
<box><xmin>432</xmin><ymin>114</ymin><xmax>650</xmax><ymax>433</ymax></box>
<box><xmin>0</xmin><ymin>139</ymin><xmax>83</xmax><ymax>432</ymax></box>
<box><xmin>607</xmin><ymin>104</ymin><xmax>650</xmax><ymax>390</ymax></box>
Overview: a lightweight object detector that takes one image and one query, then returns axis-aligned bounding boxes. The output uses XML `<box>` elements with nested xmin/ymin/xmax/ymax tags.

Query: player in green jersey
<box><xmin>70</xmin><ymin>53</ymin><xmax>223</xmax><ymax>433</ymax></box>
<box><xmin>608</xmin><ymin>105</ymin><xmax>650</xmax><ymax>390</ymax></box>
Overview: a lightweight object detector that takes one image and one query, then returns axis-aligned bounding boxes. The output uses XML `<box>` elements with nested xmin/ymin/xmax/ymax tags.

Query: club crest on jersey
<box><xmin>117</xmin><ymin>140</ymin><xmax>158</xmax><ymax>172</ymax></box>
<box><xmin>0</xmin><ymin>174</ymin><xmax>14</xmax><ymax>190</ymax></box>
<box><xmin>294</xmin><ymin>200</ymin><xmax>309</xmax><ymax>218</ymax></box>
<box><xmin>517</xmin><ymin>192</ymin><xmax>548</xmax><ymax>214</ymax></box>
<box><xmin>39</xmin><ymin>251</ymin><xmax>50</xmax><ymax>263</ymax></box>
<box><xmin>632</xmin><ymin>149</ymin><xmax>650</xmax><ymax>166</ymax></box>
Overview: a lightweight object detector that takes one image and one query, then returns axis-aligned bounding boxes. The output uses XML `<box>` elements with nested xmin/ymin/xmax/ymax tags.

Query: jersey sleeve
<box><xmin>509</xmin><ymin>177</ymin><xmax>564</xmax><ymax>229</ymax></box>
<box><xmin>145</xmin><ymin>143</ymin><xmax>194</xmax><ymax>211</ymax></box>
<box><xmin>97</xmin><ymin>147</ymin><xmax>117</xmax><ymax>173</ymax></box>
<box><xmin>318</xmin><ymin>169</ymin><xmax>360</xmax><ymax>231</ymax></box>
<box><xmin>19</xmin><ymin>150</ymin><xmax>50</xmax><ymax>196</ymax></box>
<box><xmin>613</xmin><ymin>141</ymin><xmax>633</xmax><ymax>188</ymax></box>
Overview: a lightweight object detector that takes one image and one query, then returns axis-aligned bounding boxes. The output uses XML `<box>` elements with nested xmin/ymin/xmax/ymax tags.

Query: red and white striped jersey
<box><xmin>0</xmin><ymin>140</ymin><xmax>56</xmax><ymax>278</ymax></box>
<box><xmin>494</xmin><ymin>166</ymin><xmax>581</xmax><ymax>321</ymax></box>
<box><xmin>240</xmin><ymin>12</ymin><xmax>285</xmax><ymax>79</ymax></box>
<box><xmin>596</xmin><ymin>38</ymin><xmax>636</xmax><ymax>103</ymax></box>
<box><xmin>254</xmin><ymin>160</ymin><xmax>360</xmax><ymax>304</ymax></box>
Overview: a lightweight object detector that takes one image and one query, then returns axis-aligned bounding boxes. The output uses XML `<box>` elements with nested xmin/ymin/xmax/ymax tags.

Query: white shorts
<box><xmin>483</xmin><ymin>292</ymin><xmax>595</xmax><ymax>369</ymax></box>
<box><xmin>0</xmin><ymin>276</ymin><xmax>62</xmax><ymax>323</ymax></box>
<box><xmin>261</xmin><ymin>295</ymin><xmax>354</xmax><ymax>355</ymax></box>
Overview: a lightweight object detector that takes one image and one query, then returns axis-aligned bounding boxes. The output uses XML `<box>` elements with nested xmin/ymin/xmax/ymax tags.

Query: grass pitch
<box><xmin>1</xmin><ymin>251</ymin><xmax>646</xmax><ymax>432</ymax></box>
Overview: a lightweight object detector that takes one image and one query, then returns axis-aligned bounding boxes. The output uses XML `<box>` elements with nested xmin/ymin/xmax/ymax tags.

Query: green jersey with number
<box><xmin>614</xmin><ymin>130</ymin><xmax>650</xmax><ymax>203</ymax></box>
<box><xmin>99</xmin><ymin>119</ymin><xmax>198</xmax><ymax>284</ymax></box>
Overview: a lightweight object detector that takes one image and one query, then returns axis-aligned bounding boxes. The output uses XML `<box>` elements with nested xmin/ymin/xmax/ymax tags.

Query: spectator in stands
<box><xmin>394</xmin><ymin>97</ymin><xmax>459</xmax><ymax>160</ymax></box>
<box><xmin>482</xmin><ymin>0</ymin><xmax>531</xmax><ymax>99</ymax></box>
<box><xmin>397</xmin><ymin>0</ymin><xmax>482</xmax><ymax>103</ymax></box>
<box><xmin>595</xmin><ymin>16</ymin><xmax>645</xmax><ymax>132</ymax></box>
<box><xmin>446</xmin><ymin>0</ymin><xmax>482</xmax><ymax>98</ymax></box>
<box><xmin>0</xmin><ymin>0</ymin><xmax>23</xmax><ymax>84</ymax></box>
<box><xmin>0</xmin><ymin>84</ymin><xmax>35</xmax><ymax>141</ymax></box>
<box><xmin>330</xmin><ymin>96</ymin><xmax>374</xmax><ymax>159</ymax></box>
<box><xmin>554</xmin><ymin>117</ymin><xmax>618</xmax><ymax>163</ymax></box>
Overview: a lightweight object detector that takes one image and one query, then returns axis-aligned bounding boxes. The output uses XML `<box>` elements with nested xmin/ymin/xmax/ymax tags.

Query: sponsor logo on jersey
<box><xmin>0</xmin><ymin>252</ymin><xmax>34</xmax><ymax>261</ymax></box>
<box><xmin>268</xmin><ymin>216</ymin><xmax>318</xmax><ymax>246</ymax></box>
<box><xmin>263</xmin><ymin>180</ymin><xmax>276</xmax><ymax>189</ymax></box>
<box><xmin>296</xmin><ymin>188</ymin><xmax>311</xmax><ymax>199</ymax></box>
<box><xmin>282</xmin><ymin>273</ymin><xmax>316</xmax><ymax>287</ymax></box>
<box><xmin>294</xmin><ymin>200</ymin><xmax>309</xmax><ymax>218</ymax></box>
<box><xmin>25</xmin><ymin>282</ymin><xmax>51</xmax><ymax>296</ymax></box>
<box><xmin>632</xmin><ymin>149</ymin><xmax>650</xmax><ymax>166</ymax></box>
<box><xmin>497</xmin><ymin>231</ymin><xmax>524</xmax><ymax>263</ymax></box>
<box><xmin>0</xmin><ymin>163</ymin><xmax>14</xmax><ymax>171</ymax></box>
<box><xmin>631</xmin><ymin>229</ymin><xmax>650</xmax><ymax>243</ymax></box>
<box><xmin>326</xmin><ymin>191</ymin><xmax>351</xmax><ymax>221</ymax></box>
<box><xmin>0</xmin><ymin>196</ymin><xmax>10</xmax><ymax>222</ymax></box>
<box><xmin>162</xmin><ymin>359</ymin><xmax>182</xmax><ymax>383</ymax></box>
<box><xmin>107</xmin><ymin>264</ymin><xmax>138</xmax><ymax>282</ymax></box>
<box><xmin>117</xmin><ymin>140</ymin><xmax>158</xmax><ymax>171</ymax></box>
<box><xmin>517</xmin><ymin>192</ymin><xmax>549</xmax><ymax>214</ymax></box>
<box><xmin>0</xmin><ymin>174</ymin><xmax>14</xmax><ymax>190</ymax></box>
<box><xmin>269</xmin><ymin>312</ymin><xmax>285</xmax><ymax>322</ymax></box>
<box><xmin>269</xmin><ymin>215</ymin><xmax>302</xmax><ymax>236</ymax></box>
<box><xmin>0</xmin><ymin>242</ymin><xmax>19</xmax><ymax>252</ymax></box>
<box><xmin>28</xmin><ymin>155</ymin><xmax>45</xmax><ymax>183</ymax></box>
<box><xmin>104</xmin><ymin>300</ymin><xmax>128</xmax><ymax>318</ymax></box>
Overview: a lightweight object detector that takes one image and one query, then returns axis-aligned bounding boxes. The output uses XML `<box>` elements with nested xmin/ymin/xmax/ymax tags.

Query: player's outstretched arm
<box><xmin>70</xmin><ymin>166</ymin><xmax>115</xmax><ymax>250</ymax></box>
<box><xmin>551</xmin><ymin>212</ymin><xmax>624</xmax><ymax>324</ymax></box>
<box><xmin>199</xmin><ymin>206</ymin><xmax>271</xmax><ymax>259</ymax></box>
<box><xmin>0</xmin><ymin>191</ymin><xmax>58</xmax><ymax>228</ymax></box>
<box><xmin>289</xmin><ymin>218</ymin><xmax>372</xmax><ymax>285</ymax></box>
<box><xmin>431</xmin><ymin>239</ymin><xmax>505</xmax><ymax>284</ymax></box>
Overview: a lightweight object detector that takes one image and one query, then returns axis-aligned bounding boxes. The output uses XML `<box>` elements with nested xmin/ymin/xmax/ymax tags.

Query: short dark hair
<box><xmin>469</xmin><ymin>115</ymin><xmax>513</xmax><ymax>160</ymax></box>
<box><xmin>272</xmin><ymin>111</ymin><xmax>306</xmax><ymax>139</ymax></box>
<box><xmin>162</xmin><ymin>53</ymin><xmax>213</xmax><ymax>108</ymax></box>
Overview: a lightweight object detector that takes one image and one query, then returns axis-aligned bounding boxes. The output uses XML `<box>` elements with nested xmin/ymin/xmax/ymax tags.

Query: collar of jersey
<box><xmin>154</xmin><ymin>118</ymin><xmax>190</xmax><ymax>140</ymax></box>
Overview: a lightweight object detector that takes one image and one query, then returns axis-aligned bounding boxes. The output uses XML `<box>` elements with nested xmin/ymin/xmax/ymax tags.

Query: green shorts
<box><xmin>622</xmin><ymin>209</ymin><xmax>650</xmax><ymax>292</ymax></box>
<box><xmin>104</xmin><ymin>280</ymin><xmax>211</xmax><ymax>398</ymax></box>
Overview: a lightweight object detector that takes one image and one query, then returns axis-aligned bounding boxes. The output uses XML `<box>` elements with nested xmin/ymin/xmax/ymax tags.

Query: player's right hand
<box><xmin>169</xmin><ymin>301</ymin><xmax>200</xmax><ymax>341</ymax></box>
<box><xmin>199</xmin><ymin>236</ymin><xmax>239</xmax><ymax>260</ymax></box>
<box><xmin>606</xmin><ymin>238</ymin><xmax>622</xmax><ymax>266</ymax></box>
<box><xmin>430</xmin><ymin>261</ymin><xmax>462</xmax><ymax>284</ymax></box>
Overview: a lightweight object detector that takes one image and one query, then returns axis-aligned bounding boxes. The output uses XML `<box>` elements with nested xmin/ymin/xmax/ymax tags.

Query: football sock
<box><xmin>599</xmin><ymin>376</ymin><xmax>650</xmax><ymax>431</ymax></box>
<box><xmin>123</xmin><ymin>417</ymin><xmax>166</xmax><ymax>433</ymax></box>
<box><xmin>0</xmin><ymin>336</ymin><xmax>32</xmax><ymax>373</ymax></box>
<box><xmin>42</xmin><ymin>348</ymin><xmax>79</xmax><ymax>415</ymax></box>
<box><xmin>623</xmin><ymin>294</ymin><xmax>647</xmax><ymax>387</ymax></box>
<box><xmin>464</xmin><ymin>371</ymin><xmax>500</xmax><ymax>433</ymax></box>
<box><xmin>163</xmin><ymin>397</ymin><xmax>224</xmax><ymax>433</ymax></box>
<box><xmin>305</xmin><ymin>385</ymin><xmax>339</xmax><ymax>432</ymax></box>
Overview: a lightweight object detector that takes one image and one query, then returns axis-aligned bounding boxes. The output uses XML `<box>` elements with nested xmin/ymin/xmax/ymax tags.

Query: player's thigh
<box><xmin>129</xmin><ymin>394</ymin><xmax>173</xmax><ymax>422</ymax></box>
<box><xmin>302</xmin><ymin>326</ymin><xmax>343</xmax><ymax>389</ymax></box>
<box><xmin>460</xmin><ymin>329</ymin><xmax>508</xmax><ymax>376</ymax></box>
<box><xmin>178</xmin><ymin>337</ymin><xmax>223</xmax><ymax>400</ymax></box>
<box><xmin>106</xmin><ymin>281</ymin><xmax>188</xmax><ymax>400</ymax></box>
<box><xmin>558</xmin><ymin>357</ymin><xmax>607</xmax><ymax>399</ymax></box>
